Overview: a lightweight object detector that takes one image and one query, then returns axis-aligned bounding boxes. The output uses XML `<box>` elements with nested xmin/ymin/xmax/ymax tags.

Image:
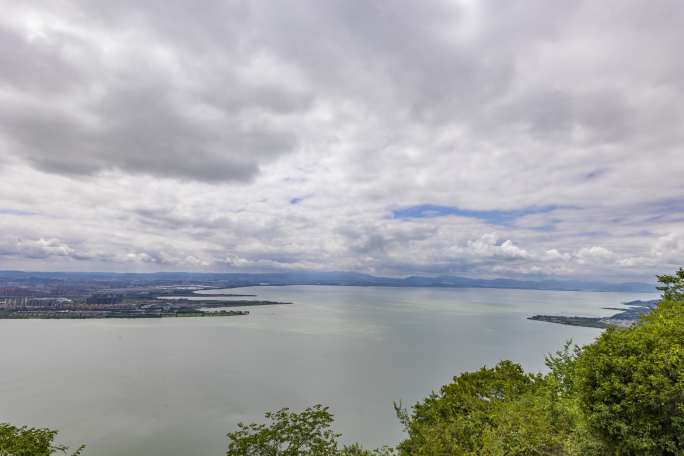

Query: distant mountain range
<box><xmin>0</xmin><ymin>270</ymin><xmax>656</xmax><ymax>293</ymax></box>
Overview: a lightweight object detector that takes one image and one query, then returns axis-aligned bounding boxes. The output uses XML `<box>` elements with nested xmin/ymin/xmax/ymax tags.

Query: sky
<box><xmin>0</xmin><ymin>0</ymin><xmax>683</xmax><ymax>281</ymax></box>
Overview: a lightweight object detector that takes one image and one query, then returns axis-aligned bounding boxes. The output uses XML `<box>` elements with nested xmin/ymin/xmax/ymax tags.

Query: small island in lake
<box><xmin>528</xmin><ymin>299</ymin><xmax>659</xmax><ymax>328</ymax></box>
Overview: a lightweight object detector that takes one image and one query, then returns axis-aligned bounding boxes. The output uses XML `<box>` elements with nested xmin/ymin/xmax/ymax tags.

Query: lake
<box><xmin>0</xmin><ymin>286</ymin><xmax>657</xmax><ymax>455</ymax></box>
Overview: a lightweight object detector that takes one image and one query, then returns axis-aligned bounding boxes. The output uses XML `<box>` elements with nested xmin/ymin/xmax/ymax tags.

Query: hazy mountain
<box><xmin>0</xmin><ymin>270</ymin><xmax>655</xmax><ymax>293</ymax></box>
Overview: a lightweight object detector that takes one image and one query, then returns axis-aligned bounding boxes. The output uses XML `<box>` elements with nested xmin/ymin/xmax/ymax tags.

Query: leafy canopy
<box><xmin>226</xmin><ymin>405</ymin><xmax>393</xmax><ymax>456</ymax></box>
<box><xmin>0</xmin><ymin>423</ymin><xmax>84</xmax><ymax>456</ymax></box>
<box><xmin>656</xmin><ymin>267</ymin><xmax>684</xmax><ymax>301</ymax></box>
<box><xmin>576</xmin><ymin>297</ymin><xmax>684</xmax><ymax>455</ymax></box>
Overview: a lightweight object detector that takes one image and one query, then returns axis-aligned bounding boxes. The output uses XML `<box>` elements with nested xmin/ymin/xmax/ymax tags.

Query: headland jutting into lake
<box><xmin>528</xmin><ymin>299</ymin><xmax>659</xmax><ymax>328</ymax></box>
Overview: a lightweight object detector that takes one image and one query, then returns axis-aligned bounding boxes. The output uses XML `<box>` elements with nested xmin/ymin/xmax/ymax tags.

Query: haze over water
<box><xmin>0</xmin><ymin>286</ymin><xmax>657</xmax><ymax>456</ymax></box>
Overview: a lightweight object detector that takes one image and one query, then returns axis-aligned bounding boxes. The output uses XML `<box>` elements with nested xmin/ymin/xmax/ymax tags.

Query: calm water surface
<box><xmin>0</xmin><ymin>286</ymin><xmax>657</xmax><ymax>455</ymax></box>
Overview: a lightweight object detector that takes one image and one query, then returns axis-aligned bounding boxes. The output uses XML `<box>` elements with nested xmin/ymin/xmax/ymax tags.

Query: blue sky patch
<box><xmin>0</xmin><ymin>208</ymin><xmax>37</xmax><ymax>216</ymax></box>
<box><xmin>391</xmin><ymin>204</ymin><xmax>560</xmax><ymax>225</ymax></box>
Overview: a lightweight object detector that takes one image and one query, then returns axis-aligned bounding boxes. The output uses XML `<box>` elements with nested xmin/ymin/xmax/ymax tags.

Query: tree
<box><xmin>226</xmin><ymin>405</ymin><xmax>340</xmax><ymax>456</ymax></box>
<box><xmin>395</xmin><ymin>360</ymin><xmax>557</xmax><ymax>455</ymax></box>
<box><xmin>0</xmin><ymin>423</ymin><xmax>84</xmax><ymax>456</ymax></box>
<box><xmin>226</xmin><ymin>405</ymin><xmax>391</xmax><ymax>456</ymax></box>
<box><xmin>656</xmin><ymin>267</ymin><xmax>684</xmax><ymax>301</ymax></box>
<box><xmin>339</xmin><ymin>444</ymin><xmax>396</xmax><ymax>456</ymax></box>
<box><xmin>576</xmin><ymin>297</ymin><xmax>684</xmax><ymax>455</ymax></box>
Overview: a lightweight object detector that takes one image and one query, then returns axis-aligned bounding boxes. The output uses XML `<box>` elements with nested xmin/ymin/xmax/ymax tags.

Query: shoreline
<box><xmin>528</xmin><ymin>299</ymin><xmax>658</xmax><ymax>329</ymax></box>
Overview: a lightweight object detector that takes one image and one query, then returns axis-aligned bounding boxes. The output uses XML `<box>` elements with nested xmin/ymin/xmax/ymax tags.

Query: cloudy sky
<box><xmin>0</xmin><ymin>0</ymin><xmax>682</xmax><ymax>281</ymax></box>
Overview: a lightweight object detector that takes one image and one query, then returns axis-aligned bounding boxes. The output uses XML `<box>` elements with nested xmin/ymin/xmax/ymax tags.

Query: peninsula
<box><xmin>528</xmin><ymin>299</ymin><xmax>659</xmax><ymax>328</ymax></box>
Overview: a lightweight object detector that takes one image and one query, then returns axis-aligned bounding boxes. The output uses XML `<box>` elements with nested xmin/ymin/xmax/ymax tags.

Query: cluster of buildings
<box><xmin>0</xmin><ymin>296</ymin><xmax>73</xmax><ymax>309</ymax></box>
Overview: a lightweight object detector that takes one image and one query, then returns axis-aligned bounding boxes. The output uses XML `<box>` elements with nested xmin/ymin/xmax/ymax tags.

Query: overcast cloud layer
<box><xmin>0</xmin><ymin>0</ymin><xmax>683</xmax><ymax>281</ymax></box>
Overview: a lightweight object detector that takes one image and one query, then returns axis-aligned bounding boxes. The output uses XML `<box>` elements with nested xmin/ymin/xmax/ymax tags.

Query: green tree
<box><xmin>576</xmin><ymin>297</ymin><xmax>684</xmax><ymax>455</ymax></box>
<box><xmin>226</xmin><ymin>405</ymin><xmax>391</xmax><ymax>456</ymax></box>
<box><xmin>656</xmin><ymin>267</ymin><xmax>684</xmax><ymax>301</ymax></box>
<box><xmin>0</xmin><ymin>423</ymin><xmax>84</xmax><ymax>456</ymax></box>
<box><xmin>541</xmin><ymin>343</ymin><xmax>605</xmax><ymax>456</ymax></box>
<box><xmin>339</xmin><ymin>444</ymin><xmax>396</xmax><ymax>456</ymax></box>
<box><xmin>395</xmin><ymin>360</ymin><xmax>559</xmax><ymax>456</ymax></box>
<box><xmin>226</xmin><ymin>405</ymin><xmax>340</xmax><ymax>456</ymax></box>
<box><xmin>478</xmin><ymin>390</ymin><xmax>574</xmax><ymax>455</ymax></box>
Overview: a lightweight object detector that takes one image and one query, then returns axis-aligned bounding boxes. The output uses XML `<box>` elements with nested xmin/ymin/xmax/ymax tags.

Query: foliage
<box><xmin>393</xmin><ymin>347</ymin><xmax>596</xmax><ymax>456</ymax></box>
<box><xmin>226</xmin><ymin>405</ymin><xmax>394</xmax><ymax>456</ymax></box>
<box><xmin>226</xmin><ymin>405</ymin><xmax>340</xmax><ymax>456</ymax></box>
<box><xmin>544</xmin><ymin>341</ymin><xmax>582</xmax><ymax>396</ymax></box>
<box><xmin>576</xmin><ymin>298</ymin><xmax>684</xmax><ymax>455</ymax></box>
<box><xmin>393</xmin><ymin>353</ymin><xmax>601</xmax><ymax>456</ymax></box>
<box><xmin>0</xmin><ymin>423</ymin><xmax>84</xmax><ymax>456</ymax></box>
<box><xmin>339</xmin><ymin>444</ymin><xmax>396</xmax><ymax>456</ymax></box>
<box><xmin>656</xmin><ymin>267</ymin><xmax>684</xmax><ymax>301</ymax></box>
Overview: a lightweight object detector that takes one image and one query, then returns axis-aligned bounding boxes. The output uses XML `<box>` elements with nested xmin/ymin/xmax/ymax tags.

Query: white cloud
<box><xmin>544</xmin><ymin>249</ymin><xmax>572</xmax><ymax>261</ymax></box>
<box><xmin>576</xmin><ymin>246</ymin><xmax>616</xmax><ymax>264</ymax></box>
<box><xmin>0</xmin><ymin>238</ymin><xmax>75</xmax><ymax>259</ymax></box>
<box><xmin>0</xmin><ymin>0</ymin><xmax>682</xmax><ymax>281</ymax></box>
<box><xmin>500</xmin><ymin>240</ymin><xmax>529</xmax><ymax>259</ymax></box>
<box><xmin>652</xmin><ymin>233</ymin><xmax>684</xmax><ymax>261</ymax></box>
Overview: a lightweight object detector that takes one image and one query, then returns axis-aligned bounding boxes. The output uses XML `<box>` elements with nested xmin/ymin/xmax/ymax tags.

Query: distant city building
<box><xmin>86</xmin><ymin>294</ymin><xmax>124</xmax><ymax>305</ymax></box>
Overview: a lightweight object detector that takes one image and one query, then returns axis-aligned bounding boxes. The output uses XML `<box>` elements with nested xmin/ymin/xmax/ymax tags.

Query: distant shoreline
<box><xmin>0</xmin><ymin>270</ymin><xmax>656</xmax><ymax>294</ymax></box>
<box><xmin>220</xmin><ymin>283</ymin><xmax>657</xmax><ymax>294</ymax></box>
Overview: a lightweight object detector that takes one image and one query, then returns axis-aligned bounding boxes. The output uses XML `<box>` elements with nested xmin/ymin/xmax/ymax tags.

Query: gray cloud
<box><xmin>0</xmin><ymin>5</ymin><xmax>305</xmax><ymax>181</ymax></box>
<box><xmin>0</xmin><ymin>0</ymin><xmax>683</xmax><ymax>279</ymax></box>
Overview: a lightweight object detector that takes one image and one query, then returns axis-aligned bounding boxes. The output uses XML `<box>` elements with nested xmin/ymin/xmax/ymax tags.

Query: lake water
<box><xmin>0</xmin><ymin>286</ymin><xmax>657</xmax><ymax>455</ymax></box>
